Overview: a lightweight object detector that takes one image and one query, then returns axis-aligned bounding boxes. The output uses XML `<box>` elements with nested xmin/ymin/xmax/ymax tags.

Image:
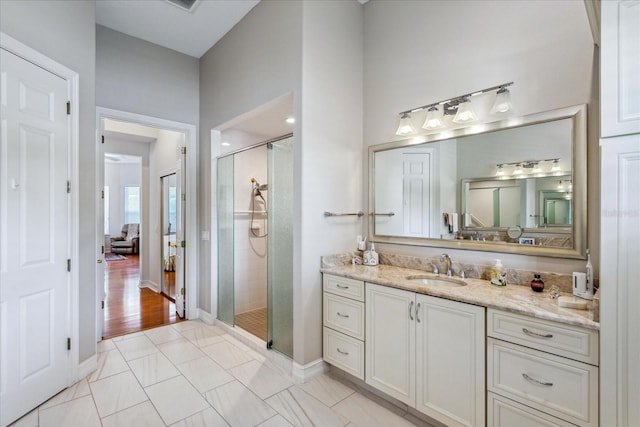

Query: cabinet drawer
<box><xmin>488</xmin><ymin>392</ymin><xmax>576</xmax><ymax>427</ymax></box>
<box><xmin>323</xmin><ymin>293</ymin><xmax>364</xmax><ymax>340</ymax></box>
<box><xmin>323</xmin><ymin>274</ymin><xmax>364</xmax><ymax>302</ymax></box>
<box><xmin>488</xmin><ymin>338</ymin><xmax>598</xmax><ymax>426</ymax></box>
<box><xmin>323</xmin><ymin>328</ymin><xmax>364</xmax><ymax>380</ymax></box>
<box><xmin>488</xmin><ymin>309</ymin><xmax>599</xmax><ymax>365</ymax></box>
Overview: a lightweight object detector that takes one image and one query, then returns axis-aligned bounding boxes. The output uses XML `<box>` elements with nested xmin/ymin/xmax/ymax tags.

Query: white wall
<box><xmin>363</xmin><ymin>0</ymin><xmax>598</xmax><ymax>274</ymax></box>
<box><xmin>233</xmin><ymin>146</ymin><xmax>268</xmax><ymax>314</ymax></box>
<box><xmin>105</xmin><ymin>161</ymin><xmax>142</xmax><ymax>237</ymax></box>
<box><xmin>1</xmin><ymin>0</ymin><xmax>97</xmax><ymax>362</ymax></box>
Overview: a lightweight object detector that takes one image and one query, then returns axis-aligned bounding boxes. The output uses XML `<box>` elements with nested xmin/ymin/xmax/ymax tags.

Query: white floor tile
<box><xmin>181</xmin><ymin>325</ymin><xmax>225</xmax><ymax>347</ymax></box>
<box><xmin>228</xmin><ymin>360</ymin><xmax>293</xmax><ymax>399</ymax></box>
<box><xmin>101</xmin><ymin>401</ymin><xmax>165</xmax><ymax>427</ymax></box>
<box><xmin>177</xmin><ymin>356</ymin><xmax>234</xmax><ymax>393</ymax></box>
<box><xmin>171</xmin><ymin>320</ymin><xmax>205</xmax><ymax>332</ymax></box>
<box><xmin>8</xmin><ymin>408</ymin><xmax>38</xmax><ymax>427</ymax></box>
<box><xmin>88</xmin><ymin>349</ymin><xmax>130</xmax><ymax>382</ymax></box>
<box><xmin>221</xmin><ymin>334</ymin><xmax>251</xmax><ymax>351</ymax></box>
<box><xmin>89</xmin><ymin>371</ymin><xmax>148</xmax><ymax>418</ymax></box>
<box><xmin>112</xmin><ymin>331</ymin><xmax>145</xmax><ymax>342</ymax></box>
<box><xmin>97</xmin><ymin>339</ymin><xmax>116</xmax><ymax>353</ymax></box>
<box><xmin>127</xmin><ymin>351</ymin><xmax>181</xmax><ymax>387</ymax></box>
<box><xmin>296</xmin><ymin>374</ymin><xmax>355</xmax><ymax>407</ymax></box>
<box><xmin>144</xmin><ymin>324</ymin><xmax>185</xmax><ymax>345</ymax></box>
<box><xmin>265</xmin><ymin>386</ymin><xmax>347</xmax><ymax>427</ymax></box>
<box><xmin>38</xmin><ymin>395</ymin><xmax>101</xmax><ymax>427</ymax></box>
<box><xmin>114</xmin><ymin>335</ymin><xmax>159</xmax><ymax>361</ymax></box>
<box><xmin>159</xmin><ymin>338</ymin><xmax>206</xmax><ymax>365</ymax></box>
<box><xmin>145</xmin><ymin>375</ymin><xmax>210</xmax><ymax>425</ymax></box>
<box><xmin>333</xmin><ymin>393</ymin><xmax>415</xmax><ymax>427</ymax></box>
<box><xmin>169</xmin><ymin>407</ymin><xmax>229</xmax><ymax>427</ymax></box>
<box><xmin>40</xmin><ymin>379</ymin><xmax>92</xmax><ymax>410</ymax></box>
<box><xmin>201</xmin><ymin>340</ymin><xmax>255</xmax><ymax>369</ymax></box>
<box><xmin>257</xmin><ymin>414</ymin><xmax>294</xmax><ymax>427</ymax></box>
<box><xmin>205</xmin><ymin>380</ymin><xmax>276</xmax><ymax>427</ymax></box>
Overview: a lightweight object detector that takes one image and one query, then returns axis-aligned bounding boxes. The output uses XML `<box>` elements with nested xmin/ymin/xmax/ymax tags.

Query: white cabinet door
<box><xmin>365</xmin><ymin>283</ymin><xmax>415</xmax><ymax>406</ymax></box>
<box><xmin>601</xmin><ymin>0</ymin><xmax>640</xmax><ymax>137</ymax></box>
<box><xmin>415</xmin><ymin>294</ymin><xmax>485</xmax><ymax>427</ymax></box>
<box><xmin>600</xmin><ymin>134</ymin><xmax>640</xmax><ymax>427</ymax></box>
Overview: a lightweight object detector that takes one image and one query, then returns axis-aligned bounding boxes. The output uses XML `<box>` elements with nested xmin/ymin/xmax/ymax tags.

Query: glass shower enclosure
<box><xmin>217</xmin><ymin>135</ymin><xmax>294</xmax><ymax>358</ymax></box>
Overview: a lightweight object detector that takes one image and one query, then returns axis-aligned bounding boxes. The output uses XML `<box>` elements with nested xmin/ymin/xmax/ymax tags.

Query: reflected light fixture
<box><xmin>221</xmin><ymin>141</ymin><xmax>231</xmax><ymax>147</ymax></box>
<box><xmin>452</xmin><ymin>98</ymin><xmax>478</xmax><ymax>123</ymax></box>
<box><xmin>395</xmin><ymin>81</ymin><xmax>514</xmax><ymax>135</ymax></box>
<box><xmin>496</xmin><ymin>164</ymin><xmax>505</xmax><ymax>177</ymax></box>
<box><xmin>513</xmin><ymin>164</ymin><xmax>523</xmax><ymax>175</ymax></box>
<box><xmin>396</xmin><ymin>112</ymin><xmax>416</xmax><ymax>136</ymax></box>
<box><xmin>422</xmin><ymin>106</ymin><xmax>444</xmax><ymax>130</ymax></box>
<box><xmin>285</xmin><ymin>117</ymin><xmax>295</xmax><ymax>124</ymax></box>
<box><xmin>550</xmin><ymin>159</ymin><xmax>560</xmax><ymax>172</ymax></box>
<box><xmin>490</xmin><ymin>86</ymin><xmax>513</xmax><ymax>114</ymax></box>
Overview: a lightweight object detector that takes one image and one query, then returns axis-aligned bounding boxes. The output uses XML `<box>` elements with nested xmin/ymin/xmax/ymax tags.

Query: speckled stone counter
<box><xmin>321</xmin><ymin>263</ymin><xmax>599</xmax><ymax>331</ymax></box>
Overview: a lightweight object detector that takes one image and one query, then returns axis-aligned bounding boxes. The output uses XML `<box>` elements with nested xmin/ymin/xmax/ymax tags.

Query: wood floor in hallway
<box><xmin>103</xmin><ymin>254</ymin><xmax>181</xmax><ymax>339</ymax></box>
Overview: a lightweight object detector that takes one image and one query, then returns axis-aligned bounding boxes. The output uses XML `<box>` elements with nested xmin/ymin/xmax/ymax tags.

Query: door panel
<box><xmin>0</xmin><ymin>48</ymin><xmax>71</xmax><ymax>426</ymax></box>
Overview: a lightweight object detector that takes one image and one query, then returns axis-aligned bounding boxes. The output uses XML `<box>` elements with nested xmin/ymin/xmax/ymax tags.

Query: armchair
<box><xmin>110</xmin><ymin>223</ymin><xmax>140</xmax><ymax>254</ymax></box>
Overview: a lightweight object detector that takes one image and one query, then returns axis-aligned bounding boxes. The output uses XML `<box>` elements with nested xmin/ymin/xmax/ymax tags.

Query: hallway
<box><xmin>104</xmin><ymin>255</ymin><xmax>180</xmax><ymax>339</ymax></box>
<box><xmin>11</xmin><ymin>320</ymin><xmax>429</xmax><ymax>427</ymax></box>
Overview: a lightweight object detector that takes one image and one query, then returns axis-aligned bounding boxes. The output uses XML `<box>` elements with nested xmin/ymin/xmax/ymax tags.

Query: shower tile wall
<box><xmin>234</xmin><ymin>145</ymin><xmax>268</xmax><ymax>315</ymax></box>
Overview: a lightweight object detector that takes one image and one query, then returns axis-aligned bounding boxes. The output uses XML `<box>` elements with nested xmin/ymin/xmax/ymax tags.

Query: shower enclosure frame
<box><xmin>216</xmin><ymin>133</ymin><xmax>294</xmax><ymax>358</ymax></box>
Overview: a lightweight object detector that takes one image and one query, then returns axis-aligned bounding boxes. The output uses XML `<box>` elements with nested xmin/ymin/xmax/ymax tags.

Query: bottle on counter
<box><xmin>585</xmin><ymin>248</ymin><xmax>593</xmax><ymax>297</ymax></box>
<box><xmin>530</xmin><ymin>274</ymin><xmax>545</xmax><ymax>292</ymax></box>
<box><xmin>490</xmin><ymin>259</ymin><xmax>506</xmax><ymax>286</ymax></box>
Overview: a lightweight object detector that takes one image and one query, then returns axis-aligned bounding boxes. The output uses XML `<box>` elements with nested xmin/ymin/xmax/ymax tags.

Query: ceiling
<box><xmin>96</xmin><ymin>0</ymin><xmax>260</xmax><ymax>58</ymax></box>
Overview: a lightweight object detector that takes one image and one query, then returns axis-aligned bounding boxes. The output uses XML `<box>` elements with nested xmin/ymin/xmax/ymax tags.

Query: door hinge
<box><xmin>101</xmin><ymin>190</ymin><xmax>104</xmax><ymax>199</ymax></box>
<box><xmin>101</xmin><ymin>245</ymin><xmax>104</xmax><ymax>254</ymax></box>
<box><xmin>67</xmin><ymin>259</ymin><xmax>71</xmax><ymax>272</ymax></box>
<box><xmin>101</xmin><ymin>300</ymin><xmax>105</xmax><ymax>309</ymax></box>
<box><xmin>66</xmin><ymin>180</ymin><xmax>71</xmax><ymax>193</ymax></box>
<box><xmin>66</xmin><ymin>101</ymin><xmax>70</xmax><ymax>115</ymax></box>
<box><xmin>67</xmin><ymin>337</ymin><xmax>71</xmax><ymax>350</ymax></box>
<box><xmin>181</xmin><ymin>287</ymin><xmax>185</xmax><ymax>296</ymax></box>
<box><xmin>181</xmin><ymin>240</ymin><xmax>186</xmax><ymax>248</ymax></box>
<box><xmin>181</xmin><ymin>193</ymin><xmax>186</xmax><ymax>202</ymax></box>
<box><xmin>101</xmin><ymin>135</ymin><xmax>105</xmax><ymax>144</ymax></box>
<box><xmin>181</xmin><ymin>147</ymin><xmax>186</xmax><ymax>155</ymax></box>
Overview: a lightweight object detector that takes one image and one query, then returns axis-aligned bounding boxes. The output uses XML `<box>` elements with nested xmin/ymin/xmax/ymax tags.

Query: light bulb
<box><xmin>395</xmin><ymin>113</ymin><xmax>415</xmax><ymax>136</ymax></box>
<box><xmin>550</xmin><ymin>159</ymin><xmax>560</xmax><ymax>172</ymax></box>
<box><xmin>452</xmin><ymin>99</ymin><xmax>478</xmax><ymax>123</ymax></box>
<box><xmin>532</xmin><ymin>163</ymin><xmax>542</xmax><ymax>174</ymax></box>
<box><xmin>496</xmin><ymin>165</ymin><xmax>505</xmax><ymax>177</ymax></box>
<box><xmin>490</xmin><ymin>87</ymin><xmax>513</xmax><ymax>114</ymax></box>
<box><xmin>285</xmin><ymin>117</ymin><xmax>295</xmax><ymax>124</ymax></box>
<box><xmin>422</xmin><ymin>106</ymin><xmax>444</xmax><ymax>130</ymax></box>
<box><xmin>513</xmin><ymin>164</ymin><xmax>523</xmax><ymax>175</ymax></box>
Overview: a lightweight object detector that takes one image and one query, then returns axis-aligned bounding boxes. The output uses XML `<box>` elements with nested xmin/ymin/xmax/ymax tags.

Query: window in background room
<box><xmin>104</xmin><ymin>186</ymin><xmax>110</xmax><ymax>234</ymax></box>
<box><xmin>124</xmin><ymin>186</ymin><xmax>140</xmax><ymax>224</ymax></box>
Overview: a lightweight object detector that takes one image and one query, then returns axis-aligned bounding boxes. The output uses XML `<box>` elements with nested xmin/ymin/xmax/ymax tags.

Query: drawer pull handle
<box><xmin>522</xmin><ymin>373</ymin><xmax>553</xmax><ymax>387</ymax></box>
<box><xmin>409</xmin><ymin>301</ymin><xmax>414</xmax><ymax>320</ymax></box>
<box><xmin>336</xmin><ymin>348</ymin><xmax>349</xmax><ymax>356</ymax></box>
<box><xmin>337</xmin><ymin>312</ymin><xmax>350</xmax><ymax>318</ymax></box>
<box><xmin>336</xmin><ymin>284</ymin><xmax>349</xmax><ymax>289</ymax></box>
<box><xmin>522</xmin><ymin>328</ymin><xmax>553</xmax><ymax>339</ymax></box>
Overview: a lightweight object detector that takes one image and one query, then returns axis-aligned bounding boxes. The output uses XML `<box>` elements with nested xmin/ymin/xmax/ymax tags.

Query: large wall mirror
<box><xmin>369</xmin><ymin>104</ymin><xmax>587</xmax><ymax>259</ymax></box>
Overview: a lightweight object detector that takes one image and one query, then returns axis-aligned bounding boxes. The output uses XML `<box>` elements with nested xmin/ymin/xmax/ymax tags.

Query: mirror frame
<box><xmin>368</xmin><ymin>104</ymin><xmax>587</xmax><ymax>259</ymax></box>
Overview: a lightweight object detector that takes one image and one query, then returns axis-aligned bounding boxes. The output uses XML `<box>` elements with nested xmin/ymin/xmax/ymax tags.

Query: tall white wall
<box><xmin>1</xmin><ymin>0</ymin><xmax>97</xmax><ymax>362</ymax></box>
<box><xmin>363</xmin><ymin>0</ymin><xmax>598</xmax><ymax>274</ymax></box>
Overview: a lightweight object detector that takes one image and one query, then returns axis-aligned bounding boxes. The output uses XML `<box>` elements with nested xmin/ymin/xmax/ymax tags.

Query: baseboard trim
<box><xmin>292</xmin><ymin>358</ymin><xmax>328</xmax><ymax>383</ymax></box>
<box><xmin>139</xmin><ymin>280</ymin><xmax>159</xmax><ymax>293</ymax></box>
<box><xmin>198</xmin><ymin>309</ymin><xmax>215</xmax><ymax>325</ymax></box>
<box><xmin>78</xmin><ymin>354</ymin><xmax>97</xmax><ymax>381</ymax></box>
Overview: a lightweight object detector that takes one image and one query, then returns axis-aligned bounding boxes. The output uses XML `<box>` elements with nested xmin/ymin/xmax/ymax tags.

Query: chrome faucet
<box><xmin>441</xmin><ymin>253</ymin><xmax>453</xmax><ymax>277</ymax></box>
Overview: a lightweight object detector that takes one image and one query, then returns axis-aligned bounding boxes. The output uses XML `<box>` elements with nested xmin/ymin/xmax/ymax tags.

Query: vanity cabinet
<box><xmin>487</xmin><ymin>309</ymin><xmax>599</xmax><ymax>427</ymax></box>
<box><xmin>322</xmin><ymin>275</ymin><xmax>365</xmax><ymax>380</ymax></box>
<box><xmin>366</xmin><ymin>283</ymin><xmax>486</xmax><ymax>427</ymax></box>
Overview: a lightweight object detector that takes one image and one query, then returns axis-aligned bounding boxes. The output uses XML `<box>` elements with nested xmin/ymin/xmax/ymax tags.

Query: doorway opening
<box><xmin>96</xmin><ymin>108</ymin><xmax>197</xmax><ymax>340</ymax></box>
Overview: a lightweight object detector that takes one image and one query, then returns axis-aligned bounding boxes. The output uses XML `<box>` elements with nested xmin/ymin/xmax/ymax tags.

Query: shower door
<box><xmin>217</xmin><ymin>155</ymin><xmax>235</xmax><ymax>325</ymax></box>
<box><xmin>267</xmin><ymin>137</ymin><xmax>294</xmax><ymax>357</ymax></box>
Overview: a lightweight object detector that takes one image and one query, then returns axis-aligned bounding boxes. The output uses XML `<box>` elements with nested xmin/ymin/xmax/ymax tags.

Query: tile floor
<box><xmin>10</xmin><ymin>320</ymin><xmax>431</xmax><ymax>427</ymax></box>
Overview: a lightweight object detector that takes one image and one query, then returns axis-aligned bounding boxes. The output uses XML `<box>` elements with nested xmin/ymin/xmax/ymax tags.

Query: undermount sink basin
<box><xmin>405</xmin><ymin>274</ymin><xmax>467</xmax><ymax>287</ymax></box>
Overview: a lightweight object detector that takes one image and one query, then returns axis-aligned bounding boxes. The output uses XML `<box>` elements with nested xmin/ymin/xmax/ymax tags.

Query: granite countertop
<box><xmin>321</xmin><ymin>263</ymin><xmax>599</xmax><ymax>331</ymax></box>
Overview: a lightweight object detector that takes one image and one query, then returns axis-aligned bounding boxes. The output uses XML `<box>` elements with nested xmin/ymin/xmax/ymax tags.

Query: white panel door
<box><xmin>365</xmin><ymin>283</ymin><xmax>415</xmax><ymax>406</ymax></box>
<box><xmin>402</xmin><ymin>153</ymin><xmax>431</xmax><ymax>236</ymax></box>
<box><xmin>415</xmin><ymin>294</ymin><xmax>485</xmax><ymax>427</ymax></box>
<box><xmin>0</xmin><ymin>48</ymin><xmax>71</xmax><ymax>426</ymax></box>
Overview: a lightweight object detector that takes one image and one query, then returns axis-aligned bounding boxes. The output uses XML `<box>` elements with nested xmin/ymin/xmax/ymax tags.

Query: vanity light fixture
<box><xmin>550</xmin><ymin>159</ymin><xmax>561</xmax><ymax>172</ymax></box>
<box><xmin>496</xmin><ymin>164</ymin><xmax>505</xmax><ymax>177</ymax></box>
<box><xmin>513</xmin><ymin>164</ymin><xmax>524</xmax><ymax>175</ymax></box>
<box><xmin>396</xmin><ymin>112</ymin><xmax>416</xmax><ymax>136</ymax></box>
<box><xmin>395</xmin><ymin>81</ymin><xmax>514</xmax><ymax>135</ymax></box>
<box><xmin>496</xmin><ymin>158</ymin><xmax>562</xmax><ymax>179</ymax></box>
<box><xmin>422</xmin><ymin>106</ymin><xmax>444</xmax><ymax>130</ymax></box>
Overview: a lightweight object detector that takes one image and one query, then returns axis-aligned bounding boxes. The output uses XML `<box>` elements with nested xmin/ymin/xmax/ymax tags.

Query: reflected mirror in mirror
<box><xmin>369</xmin><ymin>105</ymin><xmax>586</xmax><ymax>258</ymax></box>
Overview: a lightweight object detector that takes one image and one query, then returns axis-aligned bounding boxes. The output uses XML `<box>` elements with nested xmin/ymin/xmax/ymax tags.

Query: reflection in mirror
<box><xmin>369</xmin><ymin>105</ymin><xmax>586</xmax><ymax>258</ymax></box>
